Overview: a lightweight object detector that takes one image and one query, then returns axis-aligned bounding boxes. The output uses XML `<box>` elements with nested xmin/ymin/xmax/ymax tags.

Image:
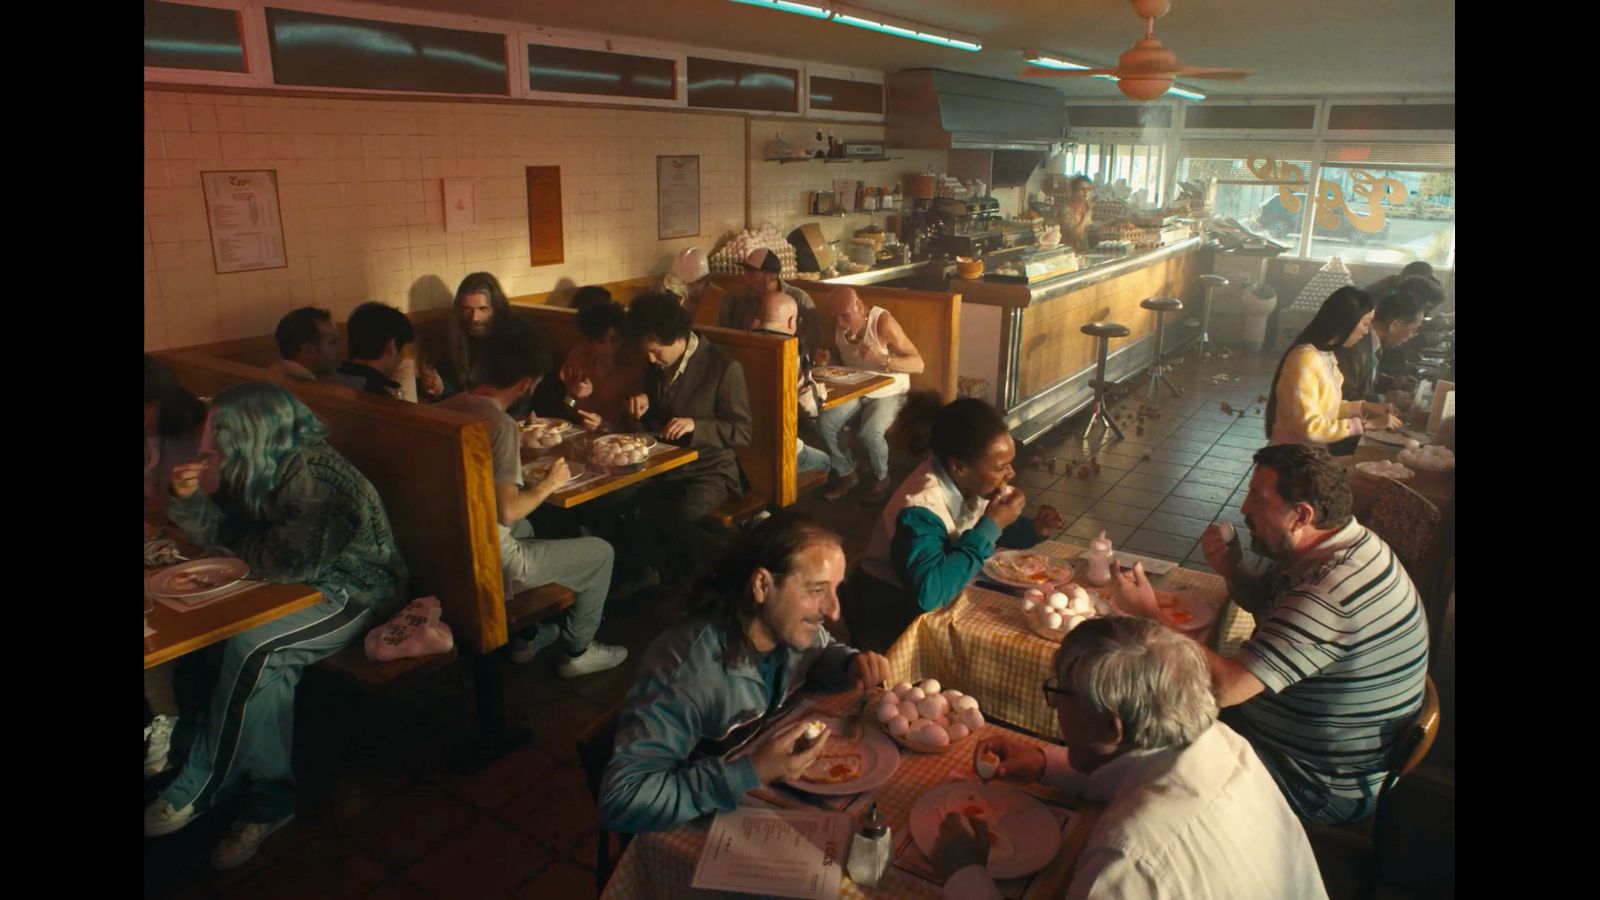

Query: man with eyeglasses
<box><xmin>930</xmin><ymin>616</ymin><xmax>1325</xmax><ymax>899</ymax></box>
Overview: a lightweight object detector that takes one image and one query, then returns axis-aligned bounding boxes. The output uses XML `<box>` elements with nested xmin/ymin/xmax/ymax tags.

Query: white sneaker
<box><xmin>145</xmin><ymin>715</ymin><xmax>177</xmax><ymax>777</ymax></box>
<box><xmin>555</xmin><ymin>642</ymin><xmax>628</xmax><ymax>678</ymax></box>
<box><xmin>144</xmin><ymin>799</ymin><xmax>198</xmax><ymax>837</ymax></box>
<box><xmin>210</xmin><ymin>815</ymin><xmax>294</xmax><ymax>870</ymax></box>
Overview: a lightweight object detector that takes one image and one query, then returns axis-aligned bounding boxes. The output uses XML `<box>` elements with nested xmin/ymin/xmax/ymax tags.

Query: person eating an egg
<box><xmin>535</xmin><ymin>287</ymin><xmax>644</xmax><ymax>431</ymax></box>
<box><xmin>848</xmin><ymin>395</ymin><xmax>1066</xmax><ymax>652</ymax></box>
<box><xmin>1123</xmin><ymin>444</ymin><xmax>1430</xmax><ymax>824</ymax></box>
<box><xmin>1265</xmin><ymin>286</ymin><xmax>1403</xmax><ymax>452</ymax></box>
<box><xmin>598</xmin><ymin>511</ymin><xmax>890</xmax><ymax>834</ymax></box>
<box><xmin>1331</xmin><ymin>285</ymin><xmax>1429</xmax><ymax>455</ymax></box>
<box><xmin>931</xmin><ymin>617</ymin><xmax>1326</xmax><ymax>899</ymax></box>
<box><xmin>435</xmin><ymin>325</ymin><xmax>628</xmax><ymax>676</ymax></box>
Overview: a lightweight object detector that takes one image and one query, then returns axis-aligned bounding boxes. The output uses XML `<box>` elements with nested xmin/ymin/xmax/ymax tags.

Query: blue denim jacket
<box><xmin>598</xmin><ymin>616</ymin><xmax>858</xmax><ymax>834</ymax></box>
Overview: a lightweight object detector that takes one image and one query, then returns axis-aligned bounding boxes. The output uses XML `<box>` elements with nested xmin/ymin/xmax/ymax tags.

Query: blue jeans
<box><xmin>816</xmin><ymin>393</ymin><xmax>905</xmax><ymax>481</ymax></box>
<box><xmin>797</xmin><ymin>440</ymin><xmax>831</xmax><ymax>474</ymax></box>
<box><xmin>1218</xmin><ymin>706</ymin><xmax>1378</xmax><ymax>824</ymax></box>
<box><xmin>158</xmin><ymin>588</ymin><xmax>374</xmax><ymax>823</ymax></box>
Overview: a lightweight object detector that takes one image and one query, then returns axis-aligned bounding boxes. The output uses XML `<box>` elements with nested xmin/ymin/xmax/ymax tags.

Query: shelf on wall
<box><xmin>764</xmin><ymin>156</ymin><xmax>903</xmax><ymax>164</ymax></box>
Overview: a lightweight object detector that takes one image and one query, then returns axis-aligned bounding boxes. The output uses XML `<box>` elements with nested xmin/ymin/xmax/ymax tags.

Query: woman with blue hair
<box><xmin>143</xmin><ymin>382</ymin><xmax>409</xmax><ymax>870</ymax></box>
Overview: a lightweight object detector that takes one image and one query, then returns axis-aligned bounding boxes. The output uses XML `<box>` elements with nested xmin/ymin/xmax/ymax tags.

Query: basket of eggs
<box><xmin>873</xmin><ymin>678</ymin><xmax>985</xmax><ymax>754</ymax></box>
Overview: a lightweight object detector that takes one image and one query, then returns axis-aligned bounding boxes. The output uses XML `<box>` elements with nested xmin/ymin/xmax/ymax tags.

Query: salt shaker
<box><xmin>1086</xmin><ymin>530</ymin><xmax>1114</xmax><ymax>586</ymax></box>
<box><xmin>847</xmin><ymin>803</ymin><xmax>891</xmax><ymax>888</ymax></box>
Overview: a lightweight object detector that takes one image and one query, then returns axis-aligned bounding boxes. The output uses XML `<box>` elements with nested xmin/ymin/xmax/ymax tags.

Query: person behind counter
<box><xmin>1058</xmin><ymin>175</ymin><xmax>1094</xmax><ymax>251</ymax></box>
<box><xmin>846</xmin><ymin>394</ymin><xmax>1065</xmax><ymax>652</ymax></box>
<box><xmin>1265</xmin><ymin>287</ymin><xmax>1401</xmax><ymax>452</ymax></box>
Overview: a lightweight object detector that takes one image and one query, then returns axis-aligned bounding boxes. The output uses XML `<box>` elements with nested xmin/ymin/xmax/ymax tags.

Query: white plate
<box><xmin>1363</xmin><ymin>429</ymin><xmax>1428</xmax><ymax>448</ymax></box>
<box><xmin>147</xmin><ymin>558</ymin><xmax>251</xmax><ymax>601</ymax></box>
<box><xmin>521</xmin><ymin>417</ymin><xmax>575</xmax><ymax>434</ymax></box>
<box><xmin>910</xmin><ymin>782</ymin><xmax>1062</xmax><ymax>880</ymax></box>
<box><xmin>1106</xmin><ymin>551</ymin><xmax>1178</xmax><ymax>576</ymax></box>
<box><xmin>982</xmin><ymin>550</ymin><xmax>1075</xmax><ymax>590</ymax></box>
<box><xmin>521</xmin><ymin>458</ymin><xmax>588</xmax><ymax>488</ymax></box>
<box><xmin>811</xmin><ymin>366</ymin><xmax>876</xmax><ymax>385</ymax></box>
<box><xmin>1151</xmin><ymin>589</ymin><xmax>1216</xmax><ymax>633</ymax></box>
<box><xmin>780</xmin><ymin>716</ymin><xmax>901</xmax><ymax>797</ymax></box>
<box><xmin>1354</xmin><ymin>460</ymin><xmax>1415</xmax><ymax>480</ymax></box>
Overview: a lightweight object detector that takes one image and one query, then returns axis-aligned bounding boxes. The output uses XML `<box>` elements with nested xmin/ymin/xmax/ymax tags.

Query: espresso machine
<box><xmin>925</xmin><ymin>196</ymin><xmax>1006</xmax><ymax>258</ymax></box>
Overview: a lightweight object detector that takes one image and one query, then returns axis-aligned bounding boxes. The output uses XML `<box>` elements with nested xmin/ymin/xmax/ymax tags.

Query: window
<box><xmin>527</xmin><ymin>43</ymin><xmax>676</xmax><ymax>100</ymax></box>
<box><xmin>145</xmin><ymin>0</ymin><xmax>246</xmax><ymax>73</ymax></box>
<box><xmin>1060</xmin><ymin>141</ymin><xmax>1168</xmax><ymax>207</ymax></box>
<box><xmin>264</xmin><ymin>7</ymin><xmax>509</xmax><ymax>95</ymax></box>
<box><xmin>686</xmin><ymin>56</ymin><xmax>797</xmax><ymax>112</ymax></box>
<box><xmin>1305</xmin><ymin>165</ymin><xmax>1455</xmax><ymax>267</ymax></box>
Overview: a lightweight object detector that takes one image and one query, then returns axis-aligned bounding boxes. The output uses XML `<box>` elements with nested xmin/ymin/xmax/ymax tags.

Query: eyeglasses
<box><xmin>1041</xmin><ymin>676</ymin><xmax>1074</xmax><ymax>706</ymax></box>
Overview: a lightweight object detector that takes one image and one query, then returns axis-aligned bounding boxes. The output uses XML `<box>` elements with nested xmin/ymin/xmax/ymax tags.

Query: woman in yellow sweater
<box><xmin>1265</xmin><ymin>286</ymin><xmax>1401</xmax><ymax>450</ymax></box>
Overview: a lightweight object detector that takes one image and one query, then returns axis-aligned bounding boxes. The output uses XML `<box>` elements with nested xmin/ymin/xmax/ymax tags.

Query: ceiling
<box><xmin>358</xmin><ymin>0</ymin><xmax>1456</xmax><ymax>98</ymax></box>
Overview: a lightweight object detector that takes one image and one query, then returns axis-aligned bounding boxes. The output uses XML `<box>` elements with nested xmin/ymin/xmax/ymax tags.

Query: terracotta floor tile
<box><xmin>435</xmin><ymin>742</ymin><xmax>562</xmax><ymax>812</ymax></box>
<box><xmin>347</xmin><ymin>783</ymin><xmax>479</xmax><ymax>868</ymax></box>
<box><xmin>404</xmin><ymin>819</ymin><xmax>555</xmax><ymax>900</ymax></box>
<box><xmin>1099</xmin><ymin>484</ymin><xmax>1166</xmax><ymax>510</ymax></box>
<box><xmin>1115</xmin><ymin>472</ymin><xmax>1182</xmax><ymax>494</ymax></box>
<box><xmin>1083</xmin><ymin>500</ymin><xmax>1151</xmax><ymax>527</ymax></box>
<box><xmin>228</xmin><ymin>836</ymin><xmax>387</xmax><ymax>900</ymax></box>
<box><xmin>1141</xmin><ymin>511</ymin><xmax>1213</xmax><ymax>540</ymax></box>
<box><xmin>1123</xmin><ymin>529</ymin><xmax>1196</xmax><ymax>561</ymax></box>
<box><xmin>526</xmin><ymin>695</ymin><xmax>609</xmax><ymax>765</ymax></box>
<box><xmin>495</xmin><ymin>765</ymin><xmax>599</xmax><ymax>853</ymax></box>
<box><xmin>362</xmin><ymin>877</ymin><xmax>437</xmax><ymax>900</ymax></box>
<box><xmin>1157</xmin><ymin>495</ymin><xmax>1224</xmax><ymax>522</ymax></box>
<box><xmin>1064</xmin><ymin>516</ymin><xmax>1136</xmax><ymax>545</ymax></box>
<box><xmin>512</xmin><ymin>860</ymin><xmax>600</xmax><ymax>899</ymax></box>
<box><xmin>1170</xmin><ymin>480</ymin><xmax>1234</xmax><ymax>505</ymax></box>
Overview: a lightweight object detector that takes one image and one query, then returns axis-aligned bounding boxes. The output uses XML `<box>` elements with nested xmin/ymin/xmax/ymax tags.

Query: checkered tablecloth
<box><xmin>601</xmin><ymin>692</ymin><xmax>1093</xmax><ymax>900</ymax></box>
<box><xmin>884</xmin><ymin>542</ymin><xmax>1255</xmax><ymax>740</ymax></box>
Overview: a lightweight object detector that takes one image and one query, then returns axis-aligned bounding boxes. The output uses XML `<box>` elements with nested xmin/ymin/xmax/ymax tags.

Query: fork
<box><xmin>842</xmin><ymin>681</ymin><xmax>886</xmax><ymax>741</ymax></box>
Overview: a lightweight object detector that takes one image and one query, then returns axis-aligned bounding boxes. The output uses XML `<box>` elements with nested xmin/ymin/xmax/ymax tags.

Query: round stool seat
<box><xmin>1081</xmin><ymin>321</ymin><xmax>1131</xmax><ymax>338</ymax></box>
<box><xmin>1141</xmin><ymin>296</ymin><xmax>1184</xmax><ymax>312</ymax></box>
<box><xmin>1198</xmin><ymin>274</ymin><xmax>1229</xmax><ymax>288</ymax></box>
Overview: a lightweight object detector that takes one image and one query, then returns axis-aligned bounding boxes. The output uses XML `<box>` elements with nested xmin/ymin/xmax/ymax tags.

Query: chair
<box><xmin>1362</xmin><ymin>675</ymin><xmax>1441</xmax><ymax>899</ymax></box>
<box><xmin>576</xmin><ymin>703</ymin><xmax>629</xmax><ymax>897</ymax></box>
<box><xmin>1079</xmin><ymin>321</ymin><xmax>1131</xmax><ymax>444</ymax></box>
<box><xmin>1193</xmin><ymin>274</ymin><xmax>1229</xmax><ymax>358</ymax></box>
<box><xmin>1364</xmin><ymin>477</ymin><xmax>1443</xmax><ymax>595</ymax></box>
<box><xmin>1139</xmin><ymin>296</ymin><xmax>1184</xmax><ymax>398</ymax></box>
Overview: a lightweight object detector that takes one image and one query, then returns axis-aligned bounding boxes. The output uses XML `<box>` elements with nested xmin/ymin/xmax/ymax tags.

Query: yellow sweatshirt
<box><xmin>1270</xmin><ymin>345</ymin><xmax>1365</xmax><ymax>446</ymax></box>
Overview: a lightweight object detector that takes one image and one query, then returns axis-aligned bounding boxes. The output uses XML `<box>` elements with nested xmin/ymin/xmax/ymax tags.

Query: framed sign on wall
<box><xmin>200</xmin><ymin>170</ymin><xmax>287</xmax><ymax>274</ymax></box>
<box><xmin>657</xmin><ymin>155</ymin><xmax>700</xmax><ymax>240</ymax></box>
<box><xmin>526</xmin><ymin>166</ymin><xmax>564</xmax><ymax>266</ymax></box>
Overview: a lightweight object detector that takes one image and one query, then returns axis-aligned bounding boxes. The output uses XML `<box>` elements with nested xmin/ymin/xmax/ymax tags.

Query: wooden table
<box><xmin>815</xmin><ymin>369</ymin><xmax>898</xmax><ymax>411</ymax></box>
<box><xmin>1340</xmin><ymin>439</ymin><xmax>1455</xmax><ymax>519</ymax></box>
<box><xmin>144</xmin><ymin>579</ymin><xmax>324</xmax><ymax>669</ymax></box>
<box><xmin>521</xmin><ymin>442</ymin><xmax>699</xmax><ymax>509</ymax></box>
<box><xmin>601</xmin><ymin>690</ymin><xmax>1101</xmax><ymax>900</ymax></box>
<box><xmin>883</xmin><ymin>541</ymin><xmax>1253</xmax><ymax>741</ymax></box>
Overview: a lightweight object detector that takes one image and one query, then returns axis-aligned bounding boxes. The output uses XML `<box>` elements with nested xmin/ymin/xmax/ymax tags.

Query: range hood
<box><xmin>886</xmin><ymin>69</ymin><xmax>1069</xmax><ymax>151</ymax></box>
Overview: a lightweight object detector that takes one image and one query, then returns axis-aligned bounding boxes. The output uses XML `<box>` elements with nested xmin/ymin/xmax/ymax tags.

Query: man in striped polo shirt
<box><xmin>1124</xmin><ymin>443</ymin><xmax>1429</xmax><ymax>824</ymax></box>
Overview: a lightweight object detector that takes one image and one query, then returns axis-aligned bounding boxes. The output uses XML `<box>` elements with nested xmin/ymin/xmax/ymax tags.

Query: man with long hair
<box><xmin>598</xmin><ymin>511</ymin><xmax>890</xmax><ymax>834</ymax></box>
<box><xmin>419</xmin><ymin>271</ymin><xmax>516</xmax><ymax>401</ymax></box>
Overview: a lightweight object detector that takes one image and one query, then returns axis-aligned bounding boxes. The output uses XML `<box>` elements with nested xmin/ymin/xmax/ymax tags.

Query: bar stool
<box><xmin>1080</xmin><ymin>321</ymin><xmax>1131</xmax><ymax>444</ymax></box>
<box><xmin>1140</xmin><ymin>296</ymin><xmax>1184</xmax><ymax>399</ymax></box>
<box><xmin>1194</xmin><ymin>274</ymin><xmax>1228</xmax><ymax>358</ymax></box>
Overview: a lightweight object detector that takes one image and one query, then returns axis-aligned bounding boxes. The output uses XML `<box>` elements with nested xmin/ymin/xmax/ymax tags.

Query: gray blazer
<box><xmin>639</xmin><ymin>334</ymin><xmax>752</xmax><ymax>489</ymax></box>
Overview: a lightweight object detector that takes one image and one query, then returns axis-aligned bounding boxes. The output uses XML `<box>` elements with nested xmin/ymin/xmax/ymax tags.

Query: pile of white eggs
<box><xmin>1397</xmin><ymin>441</ymin><xmax>1454</xmax><ymax>472</ymax></box>
<box><xmin>521</xmin><ymin>421</ymin><xmax>564</xmax><ymax>449</ymax></box>
<box><xmin>591</xmin><ymin>435</ymin><xmax>651</xmax><ymax>467</ymax></box>
<box><xmin>875</xmin><ymin>679</ymin><xmax>984</xmax><ymax>751</ymax></box>
<box><xmin>1024</xmin><ymin>585</ymin><xmax>1112</xmax><ymax>636</ymax></box>
<box><xmin>1361</xmin><ymin>459</ymin><xmax>1415</xmax><ymax>479</ymax></box>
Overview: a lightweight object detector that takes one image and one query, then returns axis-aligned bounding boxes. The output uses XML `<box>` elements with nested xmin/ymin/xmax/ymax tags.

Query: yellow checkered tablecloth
<box><xmin>601</xmin><ymin>692</ymin><xmax>1095</xmax><ymax>900</ymax></box>
<box><xmin>884</xmin><ymin>542</ymin><xmax>1255</xmax><ymax>740</ymax></box>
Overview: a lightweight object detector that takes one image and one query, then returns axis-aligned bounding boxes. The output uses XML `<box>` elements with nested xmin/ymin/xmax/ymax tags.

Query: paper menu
<box><xmin>692</xmin><ymin>808</ymin><xmax>851</xmax><ymax>898</ymax></box>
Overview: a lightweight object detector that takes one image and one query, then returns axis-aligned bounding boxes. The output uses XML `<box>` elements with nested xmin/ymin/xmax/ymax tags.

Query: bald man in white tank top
<box><xmin>817</xmin><ymin>288</ymin><xmax>925</xmax><ymax>503</ymax></box>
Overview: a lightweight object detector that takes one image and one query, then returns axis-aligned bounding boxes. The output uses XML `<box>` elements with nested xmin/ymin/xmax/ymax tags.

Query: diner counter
<box><xmin>952</xmin><ymin>237</ymin><xmax>1203</xmax><ymax>444</ymax></box>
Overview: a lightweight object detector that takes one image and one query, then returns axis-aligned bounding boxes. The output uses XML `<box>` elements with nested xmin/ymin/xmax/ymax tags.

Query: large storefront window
<box><xmin>1177</xmin><ymin>153</ymin><xmax>1312</xmax><ymax>242</ymax></box>
<box><xmin>1062</xmin><ymin>142</ymin><xmax>1167</xmax><ymax>208</ymax></box>
<box><xmin>1305</xmin><ymin>165</ymin><xmax>1455</xmax><ymax>267</ymax></box>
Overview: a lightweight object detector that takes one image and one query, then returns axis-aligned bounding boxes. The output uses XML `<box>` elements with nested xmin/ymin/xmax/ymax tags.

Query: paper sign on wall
<box><xmin>442</xmin><ymin>178</ymin><xmax>478</xmax><ymax>232</ymax></box>
<box><xmin>200</xmin><ymin>170</ymin><xmax>287</xmax><ymax>274</ymax></box>
<box><xmin>657</xmin><ymin>155</ymin><xmax>700</xmax><ymax>240</ymax></box>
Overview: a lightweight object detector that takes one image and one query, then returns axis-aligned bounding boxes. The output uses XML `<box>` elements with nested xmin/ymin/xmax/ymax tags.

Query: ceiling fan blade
<box><xmin>1173</xmin><ymin>67</ymin><xmax>1253</xmax><ymax>80</ymax></box>
<box><xmin>1020</xmin><ymin>66</ymin><xmax>1123</xmax><ymax>78</ymax></box>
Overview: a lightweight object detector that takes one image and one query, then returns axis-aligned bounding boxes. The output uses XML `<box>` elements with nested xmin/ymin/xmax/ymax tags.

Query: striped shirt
<box><xmin>1235</xmin><ymin>519</ymin><xmax>1429</xmax><ymax>805</ymax></box>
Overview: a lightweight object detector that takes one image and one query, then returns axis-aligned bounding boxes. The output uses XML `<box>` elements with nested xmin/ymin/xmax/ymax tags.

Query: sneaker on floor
<box><xmin>508</xmin><ymin>623</ymin><xmax>557</xmax><ymax>664</ymax></box>
<box><xmin>556</xmin><ymin>641</ymin><xmax>628</xmax><ymax>678</ymax></box>
<box><xmin>861</xmin><ymin>477</ymin><xmax>892</xmax><ymax>505</ymax></box>
<box><xmin>823</xmin><ymin>471</ymin><xmax>859</xmax><ymax>502</ymax></box>
<box><xmin>209</xmin><ymin>815</ymin><xmax>294</xmax><ymax>870</ymax></box>
<box><xmin>144</xmin><ymin>799</ymin><xmax>198</xmax><ymax>837</ymax></box>
<box><xmin>144</xmin><ymin>714</ymin><xmax>178</xmax><ymax>777</ymax></box>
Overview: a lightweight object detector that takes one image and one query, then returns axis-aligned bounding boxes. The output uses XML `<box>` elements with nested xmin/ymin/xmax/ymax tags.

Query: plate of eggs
<box><xmin>520</xmin><ymin>418</ymin><xmax>571</xmax><ymax>449</ymax></box>
<box><xmin>1355</xmin><ymin>460</ymin><xmax>1415</xmax><ymax>480</ymax></box>
<box><xmin>1022</xmin><ymin>585</ymin><xmax>1111</xmax><ymax>641</ymax></box>
<box><xmin>874</xmin><ymin>679</ymin><xmax>985</xmax><ymax>754</ymax></box>
<box><xmin>1397</xmin><ymin>442</ymin><xmax>1454</xmax><ymax>472</ymax></box>
<box><xmin>589</xmin><ymin>434</ymin><xmax>656</xmax><ymax>471</ymax></box>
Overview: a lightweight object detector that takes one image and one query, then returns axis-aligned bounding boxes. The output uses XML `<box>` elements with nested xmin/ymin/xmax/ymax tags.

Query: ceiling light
<box><xmin>1165</xmin><ymin>85</ymin><xmax>1206</xmax><ymax>101</ymax></box>
<box><xmin>730</xmin><ymin>1</ymin><xmax>981</xmax><ymax>52</ymax></box>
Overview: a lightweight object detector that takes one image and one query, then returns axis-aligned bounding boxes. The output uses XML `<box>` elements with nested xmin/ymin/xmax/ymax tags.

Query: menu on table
<box><xmin>691</xmin><ymin>807</ymin><xmax>851</xmax><ymax>898</ymax></box>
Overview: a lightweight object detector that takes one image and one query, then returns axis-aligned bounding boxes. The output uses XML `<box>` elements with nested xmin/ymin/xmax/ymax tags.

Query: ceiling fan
<box><xmin>1022</xmin><ymin>0</ymin><xmax>1252</xmax><ymax>101</ymax></box>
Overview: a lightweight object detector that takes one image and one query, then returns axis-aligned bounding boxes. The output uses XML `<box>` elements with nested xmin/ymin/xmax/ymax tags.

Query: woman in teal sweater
<box><xmin>144</xmin><ymin>383</ymin><xmax>408</xmax><ymax>871</ymax></box>
<box><xmin>848</xmin><ymin>395</ymin><xmax>1065</xmax><ymax>652</ymax></box>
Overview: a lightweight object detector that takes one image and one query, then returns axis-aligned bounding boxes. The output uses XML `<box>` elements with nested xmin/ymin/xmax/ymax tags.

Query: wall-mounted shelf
<box><xmin>765</xmin><ymin>156</ymin><xmax>903</xmax><ymax>164</ymax></box>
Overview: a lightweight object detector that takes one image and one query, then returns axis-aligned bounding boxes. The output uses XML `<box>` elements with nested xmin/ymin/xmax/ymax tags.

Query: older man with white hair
<box><xmin>932</xmin><ymin>616</ymin><xmax>1327</xmax><ymax>900</ymax></box>
<box><xmin>817</xmin><ymin>287</ymin><xmax>923</xmax><ymax>503</ymax></box>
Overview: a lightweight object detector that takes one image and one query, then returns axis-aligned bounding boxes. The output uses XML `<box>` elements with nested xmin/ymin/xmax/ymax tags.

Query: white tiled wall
<box><xmin>745</xmin><ymin>121</ymin><xmax>946</xmax><ymax>246</ymax></box>
<box><xmin>144</xmin><ymin>90</ymin><xmax>746</xmax><ymax>350</ymax></box>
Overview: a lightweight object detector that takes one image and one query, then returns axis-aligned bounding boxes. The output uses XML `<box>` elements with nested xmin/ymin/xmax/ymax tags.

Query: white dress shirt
<box><xmin>944</xmin><ymin>722</ymin><xmax>1327</xmax><ymax>900</ymax></box>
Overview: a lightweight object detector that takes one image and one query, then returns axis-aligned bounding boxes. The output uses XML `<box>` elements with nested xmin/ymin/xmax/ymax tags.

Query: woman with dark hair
<box><xmin>848</xmin><ymin>394</ymin><xmax>1066</xmax><ymax>651</ymax></box>
<box><xmin>1265</xmin><ymin>286</ymin><xmax>1401</xmax><ymax>450</ymax></box>
<box><xmin>1059</xmin><ymin>175</ymin><xmax>1094</xmax><ymax>250</ymax></box>
<box><xmin>144</xmin><ymin>383</ymin><xmax>408</xmax><ymax>871</ymax></box>
<box><xmin>599</xmin><ymin>510</ymin><xmax>890</xmax><ymax>834</ymax></box>
<box><xmin>551</xmin><ymin>287</ymin><xmax>644</xmax><ymax>429</ymax></box>
<box><xmin>145</xmin><ymin>355</ymin><xmax>218</xmax><ymax>513</ymax></box>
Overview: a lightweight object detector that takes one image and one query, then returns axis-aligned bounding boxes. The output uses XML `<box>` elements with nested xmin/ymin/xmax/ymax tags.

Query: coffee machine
<box><xmin>925</xmin><ymin>196</ymin><xmax>1005</xmax><ymax>258</ymax></box>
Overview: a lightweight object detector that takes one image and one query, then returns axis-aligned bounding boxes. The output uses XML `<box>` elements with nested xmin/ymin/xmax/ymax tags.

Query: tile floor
<box><xmin>144</xmin><ymin>343</ymin><xmax>1454</xmax><ymax>899</ymax></box>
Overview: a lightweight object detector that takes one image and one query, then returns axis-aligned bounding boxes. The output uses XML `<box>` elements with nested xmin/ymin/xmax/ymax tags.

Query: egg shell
<box><xmin>1069</xmin><ymin>595</ymin><xmax>1092</xmax><ymax>615</ymax></box>
<box><xmin>952</xmin><ymin>696</ymin><xmax>980</xmax><ymax>713</ymax></box>
<box><xmin>948</xmin><ymin>722</ymin><xmax>971</xmax><ymax>741</ymax></box>
<box><xmin>1094</xmin><ymin>598</ymin><xmax>1112</xmax><ymax>616</ymax></box>
<box><xmin>907</xmin><ymin>687</ymin><xmax>926</xmax><ymax>702</ymax></box>
<box><xmin>1069</xmin><ymin>585</ymin><xmax>1089</xmax><ymax>604</ymax></box>
<box><xmin>943</xmin><ymin>689</ymin><xmax>964</xmax><ymax>701</ymax></box>
<box><xmin>887</xmin><ymin>716</ymin><xmax>910</xmax><ymax>737</ymax></box>
<box><xmin>899</xmin><ymin>700</ymin><xmax>920</xmax><ymax>722</ymax></box>
<box><xmin>892</xmin><ymin>682</ymin><xmax>913</xmax><ymax>696</ymax></box>
<box><xmin>920</xmin><ymin>678</ymin><xmax>942</xmax><ymax>695</ymax></box>
<box><xmin>960</xmin><ymin>708</ymin><xmax>985</xmax><ymax>730</ymax></box>
<box><xmin>933</xmin><ymin>714</ymin><xmax>950</xmax><ymax>729</ymax></box>
<box><xmin>1022</xmin><ymin>599</ymin><xmax>1037</xmax><ymax>613</ymax></box>
<box><xmin>1045</xmin><ymin>611</ymin><xmax>1063</xmax><ymax>630</ymax></box>
<box><xmin>1046</xmin><ymin>592</ymin><xmax>1069</xmax><ymax>611</ymax></box>
<box><xmin>910</xmin><ymin>721</ymin><xmax>950</xmax><ymax>748</ymax></box>
<box><xmin>974</xmin><ymin>752</ymin><xmax>998</xmax><ymax>779</ymax></box>
<box><xmin>916</xmin><ymin>697</ymin><xmax>944</xmax><ymax>720</ymax></box>
<box><xmin>1023</xmin><ymin>588</ymin><xmax>1045</xmax><ymax>604</ymax></box>
<box><xmin>877</xmin><ymin>701</ymin><xmax>902</xmax><ymax>723</ymax></box>
<box><xmin>1064</xmin><ymin>613</ymin><xmax>1085</xmax><ymax>633</ymax></box>
<box><xmin>1403</xmin><ymin>438</ymin><xmax>1421</xmax><ymax>451</ymax></box>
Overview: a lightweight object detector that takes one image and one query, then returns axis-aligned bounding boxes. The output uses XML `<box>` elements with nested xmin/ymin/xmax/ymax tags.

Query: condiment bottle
<box><xmin>847</xmin><ymin>802</ymin><xmax>891</xmax><ymax>888</ymax></box>
<box><xmin>1086</xmin><ymin>530</ymin><xmax>1114</xmax><ymax>586</ymax></box>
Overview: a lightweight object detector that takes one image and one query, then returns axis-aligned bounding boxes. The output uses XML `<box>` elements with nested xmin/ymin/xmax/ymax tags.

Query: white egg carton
<box><xmin>874</xmin><ymin>678</ymin><xmax>984</xmax><ymax>754</ymax></box>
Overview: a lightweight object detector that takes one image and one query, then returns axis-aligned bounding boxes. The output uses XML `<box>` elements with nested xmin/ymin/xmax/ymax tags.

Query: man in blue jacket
<box><xmin>598</xmin><ymin>511</ymin><xmax>890</xmax><ymax>834</ymax></box>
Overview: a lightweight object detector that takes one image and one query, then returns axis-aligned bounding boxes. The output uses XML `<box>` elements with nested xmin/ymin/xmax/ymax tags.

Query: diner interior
<box><xmin>144</xmin><ymin>1</ymin><xmax>1455</xmax><ymax>897</ymax></box>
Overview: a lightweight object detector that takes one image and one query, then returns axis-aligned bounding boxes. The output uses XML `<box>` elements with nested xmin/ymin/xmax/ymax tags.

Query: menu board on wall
<box><xmin>657</xmin><ymin>155</ymin><xmax>700</xmax><ymax>240</ymax></box>
<box><xmin>200</xmin><ymin>170</ymin><xmax>287</xmax><ymax>274</ymax></box>
<box><xmin>526</xmin><ymin>166</ymin><xmax>564</xmax><ymax>266</ymax></box>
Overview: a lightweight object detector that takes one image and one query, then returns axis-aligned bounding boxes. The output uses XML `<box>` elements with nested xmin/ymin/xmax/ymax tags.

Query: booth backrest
<box><xmin>152</xmin><ymin>351</ymin><xmax>508</xmax><ymax>654</ymax></box>
<box><xmin>509</xmin><ymin>276</ymin><xmax>662</xmax><ymax>308</ymax></box>
<box><xmin>508</xmin><ymin>305</ymin><xmax>799</xmax><ymax>507</ymax></box>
